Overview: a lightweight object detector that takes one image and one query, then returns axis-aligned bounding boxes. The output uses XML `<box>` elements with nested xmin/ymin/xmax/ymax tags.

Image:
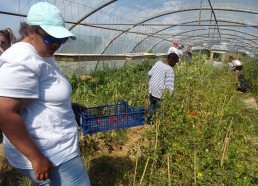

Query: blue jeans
<box><xmin>16</xmin><ymin>155</ymin><xmax>91</xmax><ymax>186</ymax></box>
<box><xmin>146</xmin><ymin>94</ymin><xmax>161</xmax><ymax>124</ymax></box>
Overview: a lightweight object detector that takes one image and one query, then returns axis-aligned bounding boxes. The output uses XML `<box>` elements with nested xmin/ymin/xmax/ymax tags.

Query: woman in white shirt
<box><xmin>167</xmin><ymin>41</ymin><xmax>179</xmax><ymax>55</ymax></box>
<box><xmin>0</xmin><ymin>2</ymin><xmax>91</xmax><ymax>185</ymax></box>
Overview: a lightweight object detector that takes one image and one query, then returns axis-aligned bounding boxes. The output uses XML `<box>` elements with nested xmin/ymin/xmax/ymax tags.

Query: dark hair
<box><xmin>167</xmin><ymin>52</ymin><xmax>179</xmax><ymax>63</ymax></box>
<box><xmin>19</xmin><ymin>22</ymin><xmax>40</xmax><ymax>41</ymax></box>
<box><xmin>0</xmin><ymin>28</ymin><xmax>16</xmax><ymax>45</ymax></box>
<box><xmin>238</xmin><ymin>74</ymin><xmax>244</xmax><ymax>79</ymax></box>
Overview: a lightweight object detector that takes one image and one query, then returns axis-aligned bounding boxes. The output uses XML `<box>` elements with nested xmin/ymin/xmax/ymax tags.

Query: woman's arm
<box><xmin>0</xmin><ymin>97</ymin><xmax>55</xmax><ymax>181</ymax></box>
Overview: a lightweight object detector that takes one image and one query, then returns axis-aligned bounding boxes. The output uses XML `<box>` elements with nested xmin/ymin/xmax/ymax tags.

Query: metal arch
<box><xmin>180</xmin><ymin>34</ymin><xmax>255</xmax><ymax>45</ymax></box>
<box><xmin>130</xmin><ymin>27</ymin><xmax>257</xmax><ymax>61</ymax></box>
<box><xmin>207</xmin><ymin>0</ymin><xmax>221</xmax><ymax>38</ymax></box>
<box><xmin>173</xmin><ymin>32</ymin><xmax>258</xmax><ymax>50</ymax></box>
<box><xmin>2</xmin><ymin>5</ymin><xmax>257</xmax><ymax>54</ymax></box>
<box><xmin>151</xmin><ymin>39</ymin><xmax>170</xmax><ymax>52</ymax></box>
<box><xmin>122</xmin><ymin>24</ymin><xmax>258</xmax><ymax>65</ymax></box>
<box><xmin>186</xmin><ymin>37</ymin><xmax>252</xmax><ymax>48</ymax></box>
<box><xmin>99</xmin><ymin>7</ymin><xmax>258</xmax><ymax>54</ymax></box>
<box><xmin>160</xmin><ymin>30</ymin><xmax>257</xmax><ymax>53</ymax></box>
<box><xmin>68</xmin><ymin>0</ymin><xmax>117</xmax><ymax>31</ymax></box>
<box><xmin>174</xmin><ymin>34</ymin><xmax>256</xmax><ymax>52</ymax></box>
<box><xmin>191</xmin><ymin>39</ymin><xmax>251</xmax><ymax>50</ymax></box>
<box><xmin>94</xmin><ymin>7</ymin><xmax>258</xmax><ymax>72</ymax></box>
<box><xmin>128</xmin><ymin>19</ymin><xmax>257</xmax><ymax>54</ymax></box>
<box><xmin>161</xmin><ymin>27</ymin><xmax>258</xmax><ymax>50</ymax></box>
<box><xmin>124</xmin><ymin>38</ymin><xmax>171</xmax><ymax>64</ymax></box>
<box><xmin>0</xmin><ymin>1</ymin><xmax>118</xmax><ymax>32</ymax></box>
<box><xmin>179</xmin><ymin>39</ymin><xmax>251</xmax><ymax>52</ymax></box>
<box><xmin>3</xmin><ymin>7</ymin><xmax>254</xmax><ymax>55</ymax></box>
<box><xmin>166</xmin><ymin>28</ymin><xmax>258</xmax><ymax>41</ymax></box>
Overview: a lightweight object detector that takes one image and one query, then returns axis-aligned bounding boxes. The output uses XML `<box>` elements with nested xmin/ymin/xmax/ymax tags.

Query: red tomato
<box><xmin>192</xmin><ymin>111</ymin><xmax>198</xmax><ymax>115</ymax></box>
<box><xmin>109</xmin><ymin>116</ymin><xmax>117</xmax><ymax>122</ymax></box>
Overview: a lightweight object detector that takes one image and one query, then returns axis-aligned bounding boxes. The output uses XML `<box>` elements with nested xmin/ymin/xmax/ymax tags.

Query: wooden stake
<box><xmin>220</xmin><ymin>120</ymin><xmax>233</xmax><ymax>168</ymax></box>
<box><xmin>133</xmin><ymin>145</ymin><xmax>139</xmax><ymax>186</ymax></box>
<box><xmin>167</xmin><ymin>154</ymin><xmax>171</xmax><ymax>186</ymax></box>
<box><xmin>140</xmin><ymin>157</ymin><xmax>150</xmax><ymax>185</ymax></box>
<box><xmin>194</xmin><ymin>149</ymin><xmax>197</xmax><ymax>185</ymax></box>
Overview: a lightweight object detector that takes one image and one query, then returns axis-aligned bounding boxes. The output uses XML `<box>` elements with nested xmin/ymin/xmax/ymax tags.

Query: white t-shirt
<box><xmin>0</xmin><ymin>42</ymin><xmax>79</xmax><ymax>169</ymax></box>
<box><xmin>232</xmin><ymin>59</ymin><xmax>242</xmax><ymax>66</ymax></box>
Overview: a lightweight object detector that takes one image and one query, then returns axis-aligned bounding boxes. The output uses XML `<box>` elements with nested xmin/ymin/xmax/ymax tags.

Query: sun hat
<box><xmin>26</xmin><ymin>2</ymin><xmax>76</xmax><ymax>40</ymax></box>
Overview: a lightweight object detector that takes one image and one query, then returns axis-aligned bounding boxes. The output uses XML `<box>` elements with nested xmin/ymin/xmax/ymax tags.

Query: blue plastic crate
<box><xmin>72</xmin><ymin>100</ymin><xmax>145</xmax><ymax>134</ymax></box>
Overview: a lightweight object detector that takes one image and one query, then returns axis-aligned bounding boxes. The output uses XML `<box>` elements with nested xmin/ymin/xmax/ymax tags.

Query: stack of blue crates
<box><xmin>72</xmin><ymin>100</ymin><xmax>145</xmax><ymax>134</ymax></box>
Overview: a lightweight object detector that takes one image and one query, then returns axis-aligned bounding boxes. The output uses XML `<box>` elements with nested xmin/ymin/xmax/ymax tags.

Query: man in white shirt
<box><xmin>146</xmin><ymin>53</ymin><xmax>179</xmax><ymax>124</ymax></box>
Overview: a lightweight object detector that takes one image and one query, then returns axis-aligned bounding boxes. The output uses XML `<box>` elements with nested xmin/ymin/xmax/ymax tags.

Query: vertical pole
<box><xmin>210</xmin><ymin>50</ymin><xmax>214</xmax><ymax>63</ymax></box>
<box><xmin>222</xmin><ymin>53</ymin><xmax>226</xmax><ymax>63</ymax></box>
<box><xmin>198</xmin><ymin>0</ymin><xmax>202</xmax><ymax>25</ymax></box>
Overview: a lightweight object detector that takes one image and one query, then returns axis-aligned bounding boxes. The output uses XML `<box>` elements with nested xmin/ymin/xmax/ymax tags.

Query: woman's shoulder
<box><xmin>0</xmin><ymin>42</ymin><xmax>43</xmax><ymax>73</ymax></box>
<box><xmin>2</xmin><ymin>42</ymin><xmax>32</xmax><ymax>57</ymax></box>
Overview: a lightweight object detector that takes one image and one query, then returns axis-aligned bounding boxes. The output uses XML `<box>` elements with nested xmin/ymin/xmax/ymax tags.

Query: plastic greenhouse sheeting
<box><xmin>1</xmin><ymin>0</ymin><xmax>258</xmax><ymax>56</ymax></box>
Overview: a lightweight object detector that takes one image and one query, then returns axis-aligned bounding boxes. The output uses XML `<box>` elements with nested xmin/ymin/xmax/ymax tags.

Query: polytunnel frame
<box><xmin>180</xmin><ymin>32</ymin><xmax>257</xmax><ymax>45</ymax></box>
<box><xmin>2</xmin><ymin>4</ymin><xmax>257</xmax><ymax>53</ymax></box>
<box><xmin>1</xmin><ymin>2</ymin><xmax>258</xmax><ymax>72</ymax></box>
<box><xmin>169</xmin><ymin>28</ymin><xmax>258</xmax><ymax>46</ymax></box>
<box><xmin>68</xmin><ymin>0</ymin><xmax>117</xmax><ymax>31</ymax></box>
<box><xmin>129</xmin><ymin>19</ymin><xmax>258</xmax><ymax>56</ymax></box>
<box><xmin>90</xmin><ymin>6</ymin><xmax>258</xmax><ymax>72</ymax></box>
<box><xmin>97</xmin><ymin>7</ymin><xmax>258</xmax><ymax>53</ymax></box>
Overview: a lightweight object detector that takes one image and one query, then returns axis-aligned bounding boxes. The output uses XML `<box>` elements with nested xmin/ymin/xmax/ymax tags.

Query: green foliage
<box><xmin>69</xmin><ymin>62</ymin><xmax>153</xmax><ymax>107</ymax></box>
<box><xmin>7</xmin><ymin>54</ymin><xmax>257</xmax><ymax>185</ymax></box>
<box><xmin>71</xmin><ymin>55</ymin><xmax>257</xmax><ymax>185</ymax></box>
<box><xmin>242</xmin><ymin>56</ymin><xmax>258</xmax><ymax>96</ymax></box>
<box><xmin>140</xmin><ymin>58</ymin><xmax>257</xmax><ymax>185</ymax></box>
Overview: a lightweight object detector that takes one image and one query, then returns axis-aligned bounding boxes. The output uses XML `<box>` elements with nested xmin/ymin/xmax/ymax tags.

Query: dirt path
<box><xmin>243</xmin><ymin>97</ymin><xmax>258</xmax><ymax>110</ymax></box>
<box><xmin>109</xmin><ymin>125</ymin><xmax>151</xmax><ymax>158</ymax></box>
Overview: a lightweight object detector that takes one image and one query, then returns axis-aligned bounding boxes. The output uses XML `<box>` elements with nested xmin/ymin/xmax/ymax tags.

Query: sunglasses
<box><xmin>35</xmin><ymin>30</ymin><xmax>68</xmax><ymax>45</ymax></box>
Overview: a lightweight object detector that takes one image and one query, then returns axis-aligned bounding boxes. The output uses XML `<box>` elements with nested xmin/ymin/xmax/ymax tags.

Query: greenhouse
<box><xmin>0</xmin><ymin>0</ymin><xmax>257</xmax><ymax>185</ymax></box>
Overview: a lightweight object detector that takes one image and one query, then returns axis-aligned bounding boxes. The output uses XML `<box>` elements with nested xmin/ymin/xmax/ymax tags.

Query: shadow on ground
<box><xmin>89</xmin><ymin>155</ymin><xmax>134</xmax><ymax>186</ymax></box>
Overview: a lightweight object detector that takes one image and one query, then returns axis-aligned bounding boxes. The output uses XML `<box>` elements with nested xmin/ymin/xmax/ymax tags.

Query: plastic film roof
<box><xmin>1</xmin><ymin>0</ymin><xmax>258</xmax><ymax>56</ymax></box>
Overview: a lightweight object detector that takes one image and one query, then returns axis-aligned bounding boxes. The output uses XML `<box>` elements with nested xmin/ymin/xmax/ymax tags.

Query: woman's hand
<box><xmin>31</xmin><ymin>155</ymin><xmax>55</xmax><ymax>180</ymax></box>
<box><xmin>0</xmin><ymin>97</ymin><xmax>55</xmax><ymax>180</ymax></box>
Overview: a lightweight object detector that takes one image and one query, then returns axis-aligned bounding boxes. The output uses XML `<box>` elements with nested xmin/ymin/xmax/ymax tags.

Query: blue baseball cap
<box><xmin>27</xmin><ymin>2</ymin><xmax>76</xmax><ymax>40</ymax></box>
